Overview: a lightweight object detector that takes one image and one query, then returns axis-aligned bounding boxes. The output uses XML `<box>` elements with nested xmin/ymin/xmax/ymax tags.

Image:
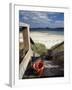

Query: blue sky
<box><xmin>19</xmin><ymin>10</ymin><xmax>64</xmax><ymax>28</ymax></box>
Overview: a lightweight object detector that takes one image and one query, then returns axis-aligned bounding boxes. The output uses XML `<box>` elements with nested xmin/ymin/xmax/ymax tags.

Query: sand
<box><xmin>30</xmin><ymin>31</ymin><xmax>64</xmax><ymax>49</ymax></box>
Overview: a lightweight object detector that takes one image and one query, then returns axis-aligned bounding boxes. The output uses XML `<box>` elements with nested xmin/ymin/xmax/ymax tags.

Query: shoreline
<box><xmin>30</xmin><ymin>31</ymin><xmax>64</xmax><ymax>49</ymax></box>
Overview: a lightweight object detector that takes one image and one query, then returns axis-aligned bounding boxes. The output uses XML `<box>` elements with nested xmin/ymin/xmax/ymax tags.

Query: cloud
<box><xmin>22</xmin><ymin>16</ymin><xmax>29</xmax><ymax>20</ymax></box>
<box><xmin>55</xmin><ymin>20</ymin><xmax>64</xmax><ymax>27</ymax></box>
<box><xmin>29</xmin><ymin>12</ymin><xmax>53</xmax><ymax>24</ymax></box>
<box><xmin>19</xmin><ymin>11</ymin><xmax>64</xmax><ymax>28</ymax></box>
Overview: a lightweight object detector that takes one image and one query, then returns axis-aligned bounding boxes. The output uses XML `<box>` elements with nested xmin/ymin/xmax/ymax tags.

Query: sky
<box><xmin>19</xmin><ymin>10</ymin><xmax>64</xmax><ymax>28</ymax></box>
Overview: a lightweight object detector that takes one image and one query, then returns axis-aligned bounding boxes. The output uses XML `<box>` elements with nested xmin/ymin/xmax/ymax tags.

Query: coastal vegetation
<box><xmin>31</xmin><ymin>41</ymin><xmax>64</xmax><ymax>66</ymax></box>
<box><xmin>31</xmin><ymin>43</ymin><xmax>47</xmax><ymax>56</ymax></box>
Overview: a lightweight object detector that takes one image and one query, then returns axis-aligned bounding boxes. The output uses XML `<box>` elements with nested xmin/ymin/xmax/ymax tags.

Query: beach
<box><xmin>30</xmin><ymin>31</ymin><xmax>64</xmax><ymax>49</ymax></box>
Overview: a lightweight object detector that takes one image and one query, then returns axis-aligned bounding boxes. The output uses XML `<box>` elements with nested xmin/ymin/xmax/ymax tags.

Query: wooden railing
<box><xmin>19</xmin><ymin>49</ymin><xmax>33</xmax><ymax>79</ymax></box>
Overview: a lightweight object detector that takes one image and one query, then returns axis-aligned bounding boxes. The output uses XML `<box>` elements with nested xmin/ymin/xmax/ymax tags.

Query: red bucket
<box><xmin>33</xmin><ymin>59</ymin><xmax>44</xmax><ymax>76</ymax></box>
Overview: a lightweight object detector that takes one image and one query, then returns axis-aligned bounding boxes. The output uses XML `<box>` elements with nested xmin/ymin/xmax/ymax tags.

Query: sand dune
<box><xmin>30</xmin><ymin>31</ymin><xmax>64</xmax><ymax>49</ymax></box>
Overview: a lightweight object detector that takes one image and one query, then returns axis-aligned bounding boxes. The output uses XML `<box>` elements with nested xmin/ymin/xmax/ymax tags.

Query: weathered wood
<box><xmin>19</xmin><ymin>23</ymin><xmax>33</xmax><ymax>79</ymax></box>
